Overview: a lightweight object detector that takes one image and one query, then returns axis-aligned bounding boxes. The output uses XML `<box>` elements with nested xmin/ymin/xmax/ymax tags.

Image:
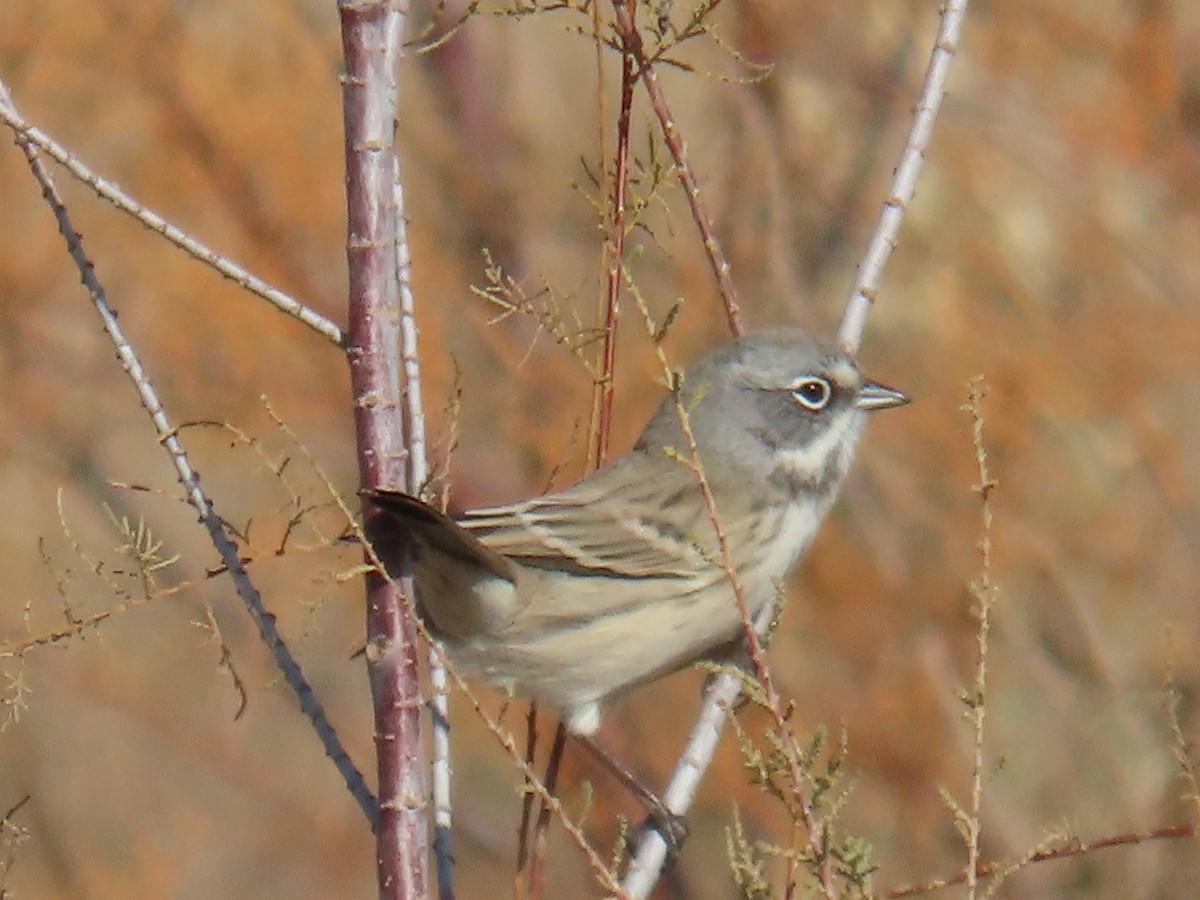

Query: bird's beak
<box><xmin>857</xmin><ymin>380</ymin><xmax>909</xmax><ymax>411</ymax></box>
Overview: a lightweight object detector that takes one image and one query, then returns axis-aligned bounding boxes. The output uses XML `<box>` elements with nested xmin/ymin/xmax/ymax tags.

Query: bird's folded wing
<box><xmin>459</xmin><ymin>456</ymin><xmax>720</xmax><ymax>579</ymax></box>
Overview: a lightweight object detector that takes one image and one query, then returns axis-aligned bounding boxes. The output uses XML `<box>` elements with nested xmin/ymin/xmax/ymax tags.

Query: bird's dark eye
<box><xmin>791</xmin><ymin>376</ymin><xmax>832</xmax><ymax>411</ymax></box>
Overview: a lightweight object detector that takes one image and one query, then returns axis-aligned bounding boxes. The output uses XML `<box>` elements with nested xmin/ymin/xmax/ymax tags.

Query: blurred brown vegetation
<box><xmin>2</xmin><ymin>0</ymin><xmax>1200</xmax><ymax>897</ymax></box>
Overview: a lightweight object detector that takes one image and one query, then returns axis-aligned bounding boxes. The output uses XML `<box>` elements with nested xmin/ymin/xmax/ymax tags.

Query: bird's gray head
<box><xmin>636</xmin><ymin>327</ymin><xmax>907</xmax><ymax>505</ymax></box>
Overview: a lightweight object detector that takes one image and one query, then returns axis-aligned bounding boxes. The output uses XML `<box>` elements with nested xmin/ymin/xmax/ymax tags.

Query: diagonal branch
<box><xmin>0</xmin><ymin>81</ymin><xmax>376</xmax><ymax>827</ymax></box>
<box><xmin>609</xmin><ymin>0</ymin><xmax>744</xmax><ymax>338</ymax></box>
<box><xmin>838</xmin><ymin>0</ymin><xmax>971</xmax><ymax>354</ymax></box>
<box><xmin>623</xmin><ymin>2</ymin><xmax>974</xmax><ymax>894</ymax></box>
<box><xmin>0</xmin><ymin>83</ymin><xmax>344</xmax><ymax>347</ymax></box>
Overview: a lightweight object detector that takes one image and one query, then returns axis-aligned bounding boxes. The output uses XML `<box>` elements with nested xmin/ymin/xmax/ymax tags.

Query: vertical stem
<box><xmin>965</xmin><ymin>377</ymin><xmax>996</xmax><ymax>898</ymax></box>
<box><xmin>525</xmin><ymin>7</ymin><xmax>641</xmax><ymax>892</ymax></box>
<box><xmin>594</xmin><ymin>0</ymin><xmax>638</xmax><ymax>466</ymax></box>
<box><xmin>340</xmin><ymin>2</ymin><xmax>428</xmax><ymax>898</ymax></box>
<box><xmin>527</xmin><ymin>726</ymin><xmax>569</xmax><ymax>899</ymax></box>
<box><xmin>514</xmin><ymin>704</ymin><xmax>540</xmax><ymax>892</ymax></box>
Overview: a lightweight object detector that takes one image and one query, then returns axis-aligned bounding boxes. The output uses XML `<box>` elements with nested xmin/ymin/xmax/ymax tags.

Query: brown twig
<box><xmin>527</xmin><ymin>725</ymin><xmax>570</xmax><ymax>899</ymax></box>
<box><xmin>1165</xmin><ymin>661</ymin><xmax>1200</xmax><ymax>823</ymax></box>
<box><xmin>593</xmin><ymin>0</ymin><xmax>639</xmax><ymax>467</ymax></box>
<box><xmin>962</xmin><ymin>376</ymin><xmax>998</xmax><ymax>895</ymax></box>
<box><xmin>515</xmin><ymin>703</ymin><xmax>541</xmax><ymax>891</ymax></box>
<box><xmin>609</xmin><ymin>1</ymin><xmax>744</xmax><ymax>338</ymax></box>
<box><xmin>884</xmin><ymin>823</ymin><xmax>1197</xmax><ymax>897</ymax></box>
<box><xmin>525</xmin><ymin>4</ymin><xmax>641</xmax><ymax>892</ymax></box>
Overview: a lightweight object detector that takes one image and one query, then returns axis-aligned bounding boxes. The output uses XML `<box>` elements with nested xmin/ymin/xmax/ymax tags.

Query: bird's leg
<box><xmin>572</xmin><ymin>733</ymin><xmax>689</xmax><ymax>854</ymax></box>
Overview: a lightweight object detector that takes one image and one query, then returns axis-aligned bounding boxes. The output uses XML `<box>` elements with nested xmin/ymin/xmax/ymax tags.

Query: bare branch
<box><xmin>885</xmin><ymin>823</ymin><xmax>1197</xmax><ymax>898</ymax></box>
<box><xmin>838</xmin><ymin>0</ymin><xmax>970</xmax><ymax>353</ymax></box>
<box><xmin>0</xmin><ymin>80</ymin><xmax>376</xmax><ymax>827</ymax></box>
<box><xmin>610</xmin><ymin>0</ymin><xmax>744</xmax><ymax>338</ymax></box>
<box><xmin>0</xmin><ymin>81</ymin><xmax>344</xmax><ymax>347</ymax></box>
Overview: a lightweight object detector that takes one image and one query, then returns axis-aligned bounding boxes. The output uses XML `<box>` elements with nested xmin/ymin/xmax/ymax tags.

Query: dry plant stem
<box><xmin>527</xmin><ymin>725</ymin><xmax>569</xmax><ymax>899</ymax></box>
<box><xmin>339</xmin><ymin>2</ymin><xmax>429</xmax><ymax>897</ymax></box>
<box><xmin>884</xmin><ymin>823</ymin><xmax>1197</xmax><ymax>898</ymax></box>
<box><xmin>963</xmin><ymin>378</ymin><xmax>996</xmax><ymax>897</ymax></box>
<box><xmin>959</xmin><ymin>384</ymin><xmax>993</xmax><ymax>884</ymax></box>
<box><xmin>0</xmin><ymin>78</ymin><xmax>343</xmax><ymax>347</ymax></box>
<box><xmin>0</xmin><ymin>794</ymin><xmax>30</xmax><ymax>892</ymax></box>
<box><xmin>837</xmin><ymin>0</ymin><xmax>970</xmax><ymax>354</ymax></box>
<box><xmin>0</xmin><ymin>82</ymin><xmax>376</xmax><ymax>824</ymax></box>
<box><xmin>525</xmin><ymin>9</ymin><xmax>640</xmax><ymax>887</ymax></box>
<box><xmin>1165</xmin><ymin>668</ymin><xmax>1200</xmax><ymax>822</ymax></box>
<box><xmin>609</xmin><ymin>1</ymin><xmax>744</xmax><ymax>338</ymax></box>
<box><xmin>593</xmin><ymin>0</ymin><xmax>637</xmax><ymax>467</ymax></box>
<box><xmin>514</xmin><ymin>704</ymin><xmax>541</xmax><ymax>890</ymax></box>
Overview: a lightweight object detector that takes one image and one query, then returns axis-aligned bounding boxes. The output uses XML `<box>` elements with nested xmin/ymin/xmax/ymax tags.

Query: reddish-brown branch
<box><xmin>594</xmin><ymin>0</ymin><xmax>639</xmax><ymax>465</ymax></box>
<box><xmin>885</xmin><ymin>823</ymin><xmax>1197</xmax><ymax>897</ymax></box>
<box><xmin>527</xmin><ymin>725</ymin><xmax>569</xmax><ymax>899</ymax></box>
<box><xmin>610</xmin><ymin>2</ymin><xmax>744</xmax><ymax>339</ymax></box>
<box><xmin>340</xmin><ymin>2</ymin><xmax>428</xmax><ymax>897</ymax></box>
<box><xmin>515</xmin><ymin>704</ymin><xmax>541</xmax><ymax>888</ymax></box>
<box><xmin>522</xmin><ymin>7</ymin><xmax>641</xmax><ymax>893</ymax></box>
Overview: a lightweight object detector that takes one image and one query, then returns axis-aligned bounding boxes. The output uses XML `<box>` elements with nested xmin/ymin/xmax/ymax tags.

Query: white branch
<box><xmin>838</xmin><ymin>0</ymin><xmax>971</xmax><ymax>354</ymax></box>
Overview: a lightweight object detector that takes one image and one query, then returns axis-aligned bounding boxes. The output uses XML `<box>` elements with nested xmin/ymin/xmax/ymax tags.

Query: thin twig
<box><xmin>885</xmin><ymin>823</ymin><xmax>1197</xmax><ymax>898</ymax></box>
<box><xmin>609</xmin><ymin>0</ymin><xmax>744</xmax><ymax>337</ymax></box>
<box><xmin>1165</xmin><ymin>661</ymin><xmax>1200</xmax><ymax>824</ymax></box>
<box><xmin>515</xmin><ymin>703</ymin><xmax>541</xmax><ymax>892</ymax></box>
<box><xmin>593</xmin><ymin>0</ymin><xmax>638</xmax><ymax>467</ymax></box>
<box><xmin>527</xmin><ymin>725</ymin><xmax>569</xmax><ymax>899</ymax></box>
<box><xmin>962</xmin><ymin>377</ymin><xmax>997</xmax><ymax>897</ymax></box>
<box><xmin>0</xmin><ymin>80</ymin><xmax>376</xmax><ymax>826</ymax></box>
<box><xmin>0</xmin><ymin>79</ymin><xmax>344</xmax><ymax>347</ymax></box>
<box><xmin>837</xmin><ymin>0</ymin><xmax>970</xmax><ymax>354</ymax></box>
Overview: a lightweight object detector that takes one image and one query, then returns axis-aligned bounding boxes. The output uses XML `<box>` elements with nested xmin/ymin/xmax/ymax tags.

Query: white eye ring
<box><xmin>791</xmin><ymin>376</ymin><xmax>832</xmax><ymax>411</ymax></box>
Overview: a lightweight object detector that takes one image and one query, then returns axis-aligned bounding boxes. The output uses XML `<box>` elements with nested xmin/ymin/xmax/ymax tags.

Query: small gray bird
<box><xmin>367</xmin><ymin>327</ymin><xmax>907</xmax><ymax>736</ymax></box>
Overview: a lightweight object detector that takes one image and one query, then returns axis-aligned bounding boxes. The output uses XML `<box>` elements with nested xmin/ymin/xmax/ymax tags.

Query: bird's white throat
<box><xmin>773</xmin><ymin>408</ymin><xmax>863</xmax><ymax>493</ymax></box>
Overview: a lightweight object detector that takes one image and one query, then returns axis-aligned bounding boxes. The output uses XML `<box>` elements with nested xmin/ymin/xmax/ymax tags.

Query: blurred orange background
<box><xmin>2</xmin><ymin>0</ymin><xmax>1199</xmax><ymax>896</ymax></box>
